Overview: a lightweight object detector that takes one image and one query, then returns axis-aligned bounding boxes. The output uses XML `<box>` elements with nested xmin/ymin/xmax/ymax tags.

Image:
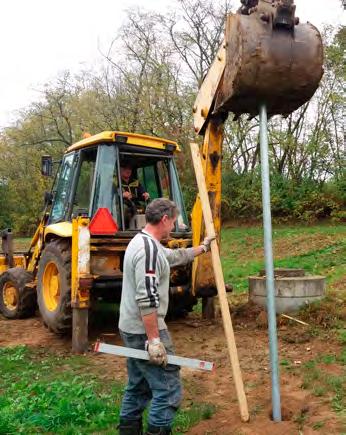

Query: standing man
<box><xmin>118</xmin><ymin>198</ymin><xmax>214</xmax><ymax>435</ymax></box>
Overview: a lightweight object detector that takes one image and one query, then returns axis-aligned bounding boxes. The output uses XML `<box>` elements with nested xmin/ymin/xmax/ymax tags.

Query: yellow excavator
<box><xmin>0</xmin><ymin>132</ymin><xmax>201</xmax><ymax>352</ymax></box>
<box><xmin>0</xmin><ymin>0</ymin><xmax>323</xmax><ymax>352</ymax></box>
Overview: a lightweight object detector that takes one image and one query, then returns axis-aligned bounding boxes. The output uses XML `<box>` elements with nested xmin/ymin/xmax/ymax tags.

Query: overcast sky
<box><xmin>1</xmin><ymin>0</ymin><xmax>344</xmax><ymax>128</ymax></box>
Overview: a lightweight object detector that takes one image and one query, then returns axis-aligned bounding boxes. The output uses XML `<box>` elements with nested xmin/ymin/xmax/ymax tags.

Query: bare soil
<box><xmin>0</xmin><ymin>304</ymin><xmax>344</xmax><ymax>435</ymax></box>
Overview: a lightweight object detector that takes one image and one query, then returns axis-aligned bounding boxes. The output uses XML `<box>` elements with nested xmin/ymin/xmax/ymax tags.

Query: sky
<box><xmin>1</xmin><ymin>0</ymin><xmax>344</xmax><ymax>128</ymax></box>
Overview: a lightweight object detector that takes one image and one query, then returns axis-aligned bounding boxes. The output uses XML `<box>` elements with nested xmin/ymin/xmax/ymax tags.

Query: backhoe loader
<box><xmin>0</xmin><ymin>0</ymin><xmax>323</xmax><ymax>351</ymax></box>
<box><xmin>0</xmin><ymin>132</ymin><xmax>203</xmax><ymax>352</ymax></box>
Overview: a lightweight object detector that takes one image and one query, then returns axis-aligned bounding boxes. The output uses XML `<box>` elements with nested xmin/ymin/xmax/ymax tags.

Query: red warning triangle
<box><xmin>89</xmin><ymin>208</ymin><xmax>118</xmax><ymax>235</ymax></box>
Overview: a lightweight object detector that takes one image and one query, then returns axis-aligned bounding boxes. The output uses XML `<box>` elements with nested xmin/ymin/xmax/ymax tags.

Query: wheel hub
<box><xmin>3</xmin><ymin>282</ymin><xmax>18</xmax><ymax>311</ymax></box>
<box><xmin>42</xmin><ymin>262</ymin><xmax>60</xmax><ymax>311</ymax></box>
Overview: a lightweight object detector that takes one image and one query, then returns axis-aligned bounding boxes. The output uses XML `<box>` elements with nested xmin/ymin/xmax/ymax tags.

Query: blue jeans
<box><xmin>119</xmin><ymin>329</ymin><xmax>182</xmax><ymax>428</ymax></box>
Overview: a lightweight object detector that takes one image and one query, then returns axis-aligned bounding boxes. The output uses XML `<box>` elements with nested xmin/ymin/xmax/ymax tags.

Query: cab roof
<box><xmin>66</xmin><ymin>131</ymin><xmax>181</xmax><ymax>153</ymax></box>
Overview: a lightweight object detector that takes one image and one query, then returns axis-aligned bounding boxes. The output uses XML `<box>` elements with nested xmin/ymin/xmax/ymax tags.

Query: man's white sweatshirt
<box><xmin>118</xmin><ymin>230</ymin><xmax>195</xmax><ymax>334</ymax></box>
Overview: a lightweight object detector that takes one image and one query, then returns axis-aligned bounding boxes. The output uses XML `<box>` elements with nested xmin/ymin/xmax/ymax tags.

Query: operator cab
<box><xmin>47</xmin><ymin>133</ymin><xmax>189</xmax><ymax>234</ymax></box>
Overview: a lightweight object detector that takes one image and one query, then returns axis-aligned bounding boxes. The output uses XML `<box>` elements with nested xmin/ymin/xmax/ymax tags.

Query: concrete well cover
<box><xmin>248</xmin><ymin>275</ymin><xmax>326</xmax><ymax>314</ymax></box>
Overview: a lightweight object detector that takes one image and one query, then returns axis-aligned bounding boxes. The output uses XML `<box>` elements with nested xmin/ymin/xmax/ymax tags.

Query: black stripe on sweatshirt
<box><xmin>143</xmin><ymin>236</ymin><xmax>151</xmax><ymax>273</ymax></box>
<box><xmin>143</xmin><ymin>235</ymin><xmax>158</xmax><ymax>307</ymax></box>
<box><xmin>149</xmin><ymin>238</ymin><xmax>158</xmax><ymax>273</ymax></box>
<box><xmin>145</xmin><ymin>276</ymin><xmax>157</xmax><ymax>307</ymax></box>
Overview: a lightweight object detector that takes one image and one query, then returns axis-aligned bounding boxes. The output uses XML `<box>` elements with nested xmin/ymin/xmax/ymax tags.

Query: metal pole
<box><xmin>259</xmin><ymin>103</ymin><xmax>282</xmax><ymax>422</ymax></box>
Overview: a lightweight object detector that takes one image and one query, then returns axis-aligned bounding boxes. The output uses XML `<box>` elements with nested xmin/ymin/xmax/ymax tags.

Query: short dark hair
<box><xmin>120</xmin><ymin>159</ymin><xmax>133</xmax><ymax>169</ymax></box>
<box><xmin>145</xmin><ymin>198</ymin><xmax>178</xmax><ymax>224</ymax></box>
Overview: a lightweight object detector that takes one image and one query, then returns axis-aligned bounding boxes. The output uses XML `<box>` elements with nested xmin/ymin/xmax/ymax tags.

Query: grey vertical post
<box><xmin>259</xmin><ymin>103</ymin><xmax>281</xmax><ymax>421</ymax></box>
<box><xmin>72</xmin><ymin>308</ymin><xmax>89</xmax><ymax>354</ymax></box>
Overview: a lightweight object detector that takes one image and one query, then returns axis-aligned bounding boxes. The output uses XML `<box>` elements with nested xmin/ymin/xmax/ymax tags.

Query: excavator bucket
<box><xmin>214</xmin><ymin>0</ymin><xmax>324</xmax><ymax>118</ymax></box>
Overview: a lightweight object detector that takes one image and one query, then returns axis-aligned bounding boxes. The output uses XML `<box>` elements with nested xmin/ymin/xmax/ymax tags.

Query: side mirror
<box><xmin>41</xmin><ymin>155</ymin><xmax>53</xmax><ymax>177</ymax></box>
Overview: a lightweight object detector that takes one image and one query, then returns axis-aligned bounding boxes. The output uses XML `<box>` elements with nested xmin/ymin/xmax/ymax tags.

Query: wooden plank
<box><xmin>193</xmin><ymin>39</ymin><xmax>226</xmax><ymax>134</ymax></box>
<box><xmin>190</xmin><ymin>142</ymin><xmax>249</xmax><ymax>422</ymax></box>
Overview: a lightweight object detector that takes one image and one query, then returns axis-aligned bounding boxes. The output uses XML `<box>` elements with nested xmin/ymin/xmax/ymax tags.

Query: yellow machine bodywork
<box><xmin>0</xmin><ymin>255</ymin><xmax>26</xmax><ymax>274</ymax></box>
<box><xmin>67</xmin><ymin>131</ymin><xmax>181</xmax><ymax>153</ymax></box>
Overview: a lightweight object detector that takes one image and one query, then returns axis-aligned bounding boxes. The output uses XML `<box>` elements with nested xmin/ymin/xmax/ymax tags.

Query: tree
<box><xmin>0</xmin><ymin>5</ymin><xmax>344</xmax><ymax>230</ymax></box>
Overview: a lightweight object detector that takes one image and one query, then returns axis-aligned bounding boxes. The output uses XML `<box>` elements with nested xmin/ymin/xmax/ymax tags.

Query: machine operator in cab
<box><xmin>120</xmin><ymin>161</ymin><xmax>150</xmax><ymax>229</ymax></box>
<box><xmin>120</xmin><ymin>161</ymin><xmax>150</xmax><ymax>204</ymax></box>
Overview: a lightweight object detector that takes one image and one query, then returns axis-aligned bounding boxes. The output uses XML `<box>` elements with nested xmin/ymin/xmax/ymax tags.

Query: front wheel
<box><xmin>37</xmin><ymin>239</ymin><xmax>72</xmax><ymax>334</ymax></box>
<box><xmin>0</xmin><ymin>268</ymin><xmax>36</xmax><ymax>319</ymax></box>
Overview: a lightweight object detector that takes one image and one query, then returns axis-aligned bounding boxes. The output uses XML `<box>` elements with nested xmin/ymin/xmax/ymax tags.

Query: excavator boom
<box><xmin>191</xmin><ymin>0</ymin><xmax>324</xmax><ymax>311</ymax></box>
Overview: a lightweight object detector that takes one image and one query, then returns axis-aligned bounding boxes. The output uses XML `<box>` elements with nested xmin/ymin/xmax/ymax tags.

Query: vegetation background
<box><xmin>0</xmin><ymin>0</ymin><xmax>344</xmax><ymax>235</ymax></box>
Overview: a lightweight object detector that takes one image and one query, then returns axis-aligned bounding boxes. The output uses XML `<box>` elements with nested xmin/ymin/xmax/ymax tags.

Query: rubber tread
<box><xmin>37</xmin><ymin>239</ymin><xmax>72</xmax><ymax>334</ymax></box>
<box><xmin>0</xmin><ymin>268</ymin><xmax>36</xmax><ymax>319</ymax></box>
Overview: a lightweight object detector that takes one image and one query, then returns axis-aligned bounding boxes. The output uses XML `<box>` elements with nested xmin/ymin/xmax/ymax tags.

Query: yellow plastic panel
<box><xmin>67</xmin><ymin>131</ymin><xmax>180</xmax><ymax>153</ymax></box>
<box><xmin>44</xmin><ymin>222</ymin><xmax>73</xmax><ymax>239</ymax></box>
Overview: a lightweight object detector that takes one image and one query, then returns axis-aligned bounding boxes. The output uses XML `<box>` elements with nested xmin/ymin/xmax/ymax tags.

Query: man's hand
<box><xmin>142</xmin><ymin>192</ymin><xmax>150</xmax><ymax>201</ymax></box>
<box><xmin>123</xmin><ymin>191</ymin><xmax>133</xmax><ymax>200</ymax></box>
<box><xmin>146</xmin><ymin>337</ymin><xmax>167</xmax><ymax>366</ymax></box>
<box><xmin>201</xmin><ymin>235</ymin><xmax>216</xmax><ymax>252</ymax></box>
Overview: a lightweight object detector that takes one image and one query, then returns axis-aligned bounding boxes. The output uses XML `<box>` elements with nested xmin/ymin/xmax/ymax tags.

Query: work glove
<box><xmin>146</xmin><ymin>338</ymin><xmax>168</xmax><ymax>366</ymax></box>
<box><xmin>201</xmin><ymin>235</ymin><xmax>216</xmax><ymax>252</ymax></box>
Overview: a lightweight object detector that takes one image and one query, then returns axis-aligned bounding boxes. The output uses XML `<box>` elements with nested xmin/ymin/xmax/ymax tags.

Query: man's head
<box><xmin>145</xmin><ymin>198</ymin><xmax>178</xmax><ymax>239</ymax></box>
<box><xmin>120</xmin><ymin>162</ymin><xmax>133</xmax><ymax>183</ymax></box>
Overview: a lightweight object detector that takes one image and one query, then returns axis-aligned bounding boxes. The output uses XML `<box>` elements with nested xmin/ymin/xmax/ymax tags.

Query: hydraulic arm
<box><xmin>191</xmin><ymin>0</ymin><xmax>323</xmax><ymax>314</ymax></box>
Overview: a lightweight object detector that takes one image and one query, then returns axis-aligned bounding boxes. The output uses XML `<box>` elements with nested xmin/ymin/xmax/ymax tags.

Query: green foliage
<box><xmin>0</xmin><ymin>11</ymin><xmax>344</xmax><ymax>233</ymax></box>
<box><xmin>221</xmin><ymin>171</ymin><xmax>343</xmax><ymax>223</ymax></box>
<box><xmin>221</xmin><ymin>170</ymin><xmax>262</xmax><ymax>220</ymax></box>
<box><xmin>0</xmin><ymin>183</ymin><xmax>11</xmax><ymax>228</ymax></box>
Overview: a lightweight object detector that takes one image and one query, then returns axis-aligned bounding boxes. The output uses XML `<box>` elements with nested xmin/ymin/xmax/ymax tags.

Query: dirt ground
<box><xmin>0</xmin><ymin>303</ymin><xmax>344</xmax><ymax>435</ymax></box>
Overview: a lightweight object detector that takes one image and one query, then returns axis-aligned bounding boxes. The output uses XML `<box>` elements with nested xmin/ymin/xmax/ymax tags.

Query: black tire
<box><xmin>37</xmin><ymin>239</ymin><xmax>72</xmax><ymax>334</ymax></box>
<box><xmin>0</xmin><ymin>268</ymin><xmax>36</xmax><ymax>319</ymax></box>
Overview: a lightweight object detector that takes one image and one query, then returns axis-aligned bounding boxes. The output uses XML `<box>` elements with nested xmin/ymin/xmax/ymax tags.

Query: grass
<box><xmin>300</xmin><ymin>344</ymin><xmax>345</xmax><ymax>416</ymax></box>
<box><xmin>0</xmin><ymin>346</ymin><xmax>215</xmax><ymax>434</ymax></box>
<box><xmin>0</xmin><ymin>346</ymin><xmax>121</xmax><ymax>434</ymax></box>
<box><xmin>279</xmin><ymin>350</ymin><xmax>345</xmax><ymax>424</ymax></box>
<box><xmin>221</xmin><ymin>223</ymin><xmax>346</xmax><ymax>293</ymax></box>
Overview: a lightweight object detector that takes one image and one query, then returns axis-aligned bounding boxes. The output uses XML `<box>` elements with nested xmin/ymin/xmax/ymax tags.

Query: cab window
<box><xmin>72</xmin><ymin>148</ymin><xmax>97</xmax><ymax>217</ymax></box>
<box><xmin>50</xmin><ymin>153</ymin><xmax>75</xmax><ymax>223</ymax></box>
<box><xmin>137</xmin><ymin>161</ymin><xmax>170</xmax><ymax>199</ymax></box>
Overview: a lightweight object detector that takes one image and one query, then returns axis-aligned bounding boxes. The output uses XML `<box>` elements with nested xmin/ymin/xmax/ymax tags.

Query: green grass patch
<box><xmin>221</xmin><ymin>223</ymin><xmax>346</xmax><ymax>293</ymax></box>
<box><xmin>0</xmin><ymin>345</ymin><xmax>215</xmax><ymax>434</ymax></box>
<box><xmin>0</xmin><ymin>345</ymin><xmax>122</xmax><ymax>434</ymax></box>
<box><xmin>301</xmin><ymin>350</ymin><xmax>345</xmax><ymax>416</ymax></box>
<box><xmin>312</xmin><ymin>420</ymin><xmax>325</xmax><ymax>430</ymax></box>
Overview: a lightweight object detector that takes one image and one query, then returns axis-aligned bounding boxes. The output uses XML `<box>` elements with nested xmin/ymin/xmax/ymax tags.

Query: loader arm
<box><xmin>191</xmin><ymin>116</ymin><xmax>224</xmax><ymax>317</ymax></box>
<box><xmin>192</xmin><ymin>39</ymin><xmax>226</xmax><ymax>135</ymax></box>
<box><xmin>191</xmin><ymin>0</ymin><xmax>323</xmax><ymax>316</ymax></box>
<box><xmin>190</xmin><ymin>40</ymin><xmax>227</xmax><ymax>317</ymax></box>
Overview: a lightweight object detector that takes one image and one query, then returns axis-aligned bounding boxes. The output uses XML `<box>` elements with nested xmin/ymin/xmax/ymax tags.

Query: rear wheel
<box><xmin>37</xmin><ymin>239</ymin><xmax>72</xmax><ymax>334</ymax></box>
<box><xmin>0</xmin><ymin>268</ymin><xmax>36</xmax><ymax>319</ymax></box>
